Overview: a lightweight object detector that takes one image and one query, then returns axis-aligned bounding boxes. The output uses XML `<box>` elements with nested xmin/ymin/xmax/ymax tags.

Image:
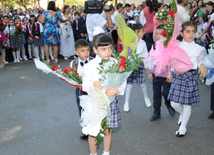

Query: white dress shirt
<box><xmin>82</xmin><ymin>54</ymin><xmax>127</xmax><ymax>95</ymax></box>
<box><xmin>177</xmin><ymin>5</ymin><xmax>190</xmax><ymax>24</ymax></box>
<box><xmin>86</xmin><ymin>13</ymin><xmax>107</xmax><ymax>42</ymax></box>
<box><xmin>70</xmin><ymin>57</ymin><xmax>90</xmax><ymax>76</ymax></box>
<box><xmin>180</xmin><ymin>40</ymin><xmax>206</xmax><ymax>69</ymax></box>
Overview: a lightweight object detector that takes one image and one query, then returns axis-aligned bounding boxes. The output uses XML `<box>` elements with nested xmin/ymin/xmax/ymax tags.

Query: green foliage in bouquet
<box><xmin>95</xmin><ymin>118</ymin><xmax>110</xmax><ymax>145</ymax></box>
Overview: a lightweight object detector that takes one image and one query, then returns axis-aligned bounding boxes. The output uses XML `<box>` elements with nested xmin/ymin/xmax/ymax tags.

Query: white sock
<box><xmin>1</xmin><ymin>49</ymin><xmax>6</xmax><ymax>62</ymax></box>
<box><xmin>41</xmin><ymin>46</ymin><xmax>45</xmax><ymax>58</ymax></box>
<box><xmin>179</xmin><ymin>105</ymin><xmax>191</xmax><ymax>134</ymax></box>
<box><xmin>171</xmin><ymin>101</ymin><xmax>183</xmax><ymax>125</ymax></box>
<box><xmin>32</xmin><ymin>43</ymin><xmax>35</xmax><ymax>56</ymax></box>
<box><xmin>90</xmin><ymin>153</ymin><xmax>97</xmax><ymax>155</ymax></box>
<box><xmin>12</xmin><ymin>52</ymin><xmax>16</xmax><ymax>61</ymax></box>
<box><xmin>124</xmin><ymin>84</ymin><xmax>133</xmax><ymax>106</ymax></box>
<box><xmin>34</xmin><ymin>46</ymin><xmax>39</xmax><ymax>59</ymax></box>
<box><xmin>28</xmin><ymin>44</ymin><xmax>32</xmax><ymax>58</ymax></box>
<box><xmin>21</xmin><ymin>44</ymin><xmax>26</xmax><ymax>58</ymax></box>
<box><xmin>102</xmin><ymin>151</ymin><xmax>110</xmax><ymax>155</ymax></box>
<box><xmin>140</xmin><ymin>83</ymin><xmax>149</xmax><ymax>99</ymax></box>
<box><xmin>16</xmin><ymin>51</ymin><xmax>20</xmax><ymax>60</ymax></box>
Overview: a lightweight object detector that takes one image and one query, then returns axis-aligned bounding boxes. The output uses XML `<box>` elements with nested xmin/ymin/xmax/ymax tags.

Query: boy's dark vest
<box><xmin>72</xmin><ymin>56</ymin><xmax>94</xmax><ymax>69</ymax></box>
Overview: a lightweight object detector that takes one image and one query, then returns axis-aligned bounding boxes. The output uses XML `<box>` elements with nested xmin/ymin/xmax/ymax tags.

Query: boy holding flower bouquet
<box><xmin>69</xmin><ymin>39</ymin><xmax>93</xmax><ymax>140</ymax></box>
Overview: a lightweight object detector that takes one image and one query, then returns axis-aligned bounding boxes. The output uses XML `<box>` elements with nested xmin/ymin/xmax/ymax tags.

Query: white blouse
<box><xmin>136</xmin><ymin>39</ymin><xmax>148</xmax><ymax>68</ymax></box>
<box><xmin>180</xmin><ymin>40</ymin><xmax>206</xmax><ymax>69</ymax></box>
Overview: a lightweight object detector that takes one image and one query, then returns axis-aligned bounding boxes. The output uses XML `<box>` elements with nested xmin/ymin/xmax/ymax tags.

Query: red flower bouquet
<box><xmin>34</xmin><ymin>58</ymin><xmax>83</xmax><ymax>91</ymax></box>
<box><xmin>13</xmin><ymin>24</ymin><xmax>23</xmax><ymax>40</ymax></box>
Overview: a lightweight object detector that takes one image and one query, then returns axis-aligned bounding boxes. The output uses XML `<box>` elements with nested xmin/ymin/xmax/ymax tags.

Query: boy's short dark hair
<box><xmin>125</xmin><ymin>3</ymin><xmax>131</xmax><ymax>7</ymax></box>
<box><xmin>156</xmin><ymin>24</ymin><xmax>164</xmax><ymax>30</ymax></box>
<box><xmin>3</xmin><ymin>15</ymin><xmax>9</xmax><ymax>19</ymax></box>
<box><xmin>75</xmin><ymin>39</ymin><xmax>89</xmax><ymax>50</ymax></box>
<box><xmin>181</xmin><ymin>21</ymin><xmax>197</xmax><ymax>32</ymax></box>
<box><xmin>93</xmin><ymin>33</ymin><xmax>113</xmax><ymax>48</ymax></box>
<box><xmin>74</xmin><ymin>12</ymin><xmax>80</xmax><ymax>16</ymax></box>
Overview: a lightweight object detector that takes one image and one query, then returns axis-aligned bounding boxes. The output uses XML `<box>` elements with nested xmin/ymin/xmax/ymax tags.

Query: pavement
<box><xmin>0</xmin><ymin>58</ymin><xmax>214</xmax><ymax>155</ymax></box>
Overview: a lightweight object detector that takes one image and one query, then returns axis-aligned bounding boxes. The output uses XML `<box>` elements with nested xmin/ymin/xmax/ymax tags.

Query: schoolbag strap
<box><xmin>72</xmin><ymin>58</ymin><xmax>78</xmax><ymax>69</ymax></box>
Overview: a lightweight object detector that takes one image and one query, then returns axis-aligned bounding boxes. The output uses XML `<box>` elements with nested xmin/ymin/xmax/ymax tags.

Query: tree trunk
<box><xmin>20</xmin><ymin>0</ymin><xmax>27</xmax><ymax>10</ymax></box>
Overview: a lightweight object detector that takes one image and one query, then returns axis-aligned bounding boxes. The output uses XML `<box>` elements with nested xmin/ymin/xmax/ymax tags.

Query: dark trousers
<box><xmin>73</xmin><ymin>30</ymin><xmax>79</xmax><ymax>42</ymax></box>
<box><xmin>211</xmin><ymin>83</ymin><xmax>214</xmax><ymax>111</ymax></box>
<box><xmin>76</xmin><ymin>89</ymin><xmax>83</xmax><ymax>116</ymax></box>
<box><xmin>143</xmin><ymin>33</ymin><xmax>154</xmax><ymax>52</ymax></box>
<box><xmin>152</xmin><ymin>74</ymin><xmax>171</xmax><ymax>116</ymax></box>
<box><xmin>112</xmin><ymin>30</ymin><xmax>118</xmax><ymax>46</ymax></box>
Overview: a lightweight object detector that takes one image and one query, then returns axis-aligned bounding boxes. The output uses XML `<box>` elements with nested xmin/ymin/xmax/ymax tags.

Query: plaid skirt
<box><xmin>10</xmin><ymin>36</ymin><xmax>21</xmax><ymax>48</ymax></box>
<box><xmin>167</xmin><ymin>70</ymin><xmax>199</xmax><ymax>105</ymax></box>
<box><xmin>127</xmin><ymin>65</ymin><xmax>145</xmax><ymax>85</ymax></box>
<box><xmin>34</xmin><ymin>32</ymin><xmax>44</xmax><ymax>46</ymax></box>
<box><xmin>107</xmin><ymin>96</ymin><xmax>122</xmax><ymax>128</ymax></box>
<box><xmin>20</xmin><ymin>33</ymin><xmax>26</xmax><ymax>44</ymax></box>
<box><xmin>27</xmin><ymin>38</ymin><xmax>34</xmax><ymax>44</ymax></box>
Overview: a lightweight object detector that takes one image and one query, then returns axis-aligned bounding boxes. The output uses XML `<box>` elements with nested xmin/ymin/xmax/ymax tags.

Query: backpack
<box><xmin>30</xmin><ymin>22</ymin><xmax>38</xmax><ymax>38</ymax></box>
<box><xmin>205</xmin><ymin>21</ymin><xmax>213</xmax><ymax>45</ymax></box>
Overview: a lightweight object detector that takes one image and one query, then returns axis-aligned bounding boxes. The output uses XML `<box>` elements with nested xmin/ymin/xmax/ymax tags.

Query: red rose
<box><xmin>161</xmin><ymin>30</ymin><xmax>167</xmax><ymax>38</ymax></box>
<box><xmin>120</xmin><ymin>56</ymin><xmax>126</xmax><ymax>64</ymax></box>
<box><xmin>19</xmin><ymin>23</ymin><xmax>21</xmax><ymax>26</ymax></box>
<box><xmin>0</xmin><ymin>21</ymin><xmax>3</xmax><ymax>24</ymax></box>
<box><xmin>75</xmin><ymin>72</ymin><xmax>79</xmax><ymax>76</ymax></box>
<box><xmin>62</xmin><ymin>69</ymin><xmax>68</xmax><ymax>75</ymax></box>
<box><xmin>52</xmin><ymin>65</ymin><xmax>59</xmax><ymax>71</ymax></box>
<box><xmin>21</xmin><ymin>22</ymin><xmax>25</xmax><ymax>25</ymax></box>
<box><xmin>15</xmin><ymin>26</ymin><xmax>18</xmax><ymax>28</ymax></box>
<box><xmin>168</xmin><ymin>10</ymin><xmax>175</xmax><ymax>18</ymax></box>
<box><xmin>20</xmin><ymin>27</ymin><xmax>23</xmax><ymax>30</ymax></box>
<box><xmin>66</xmin><ymin>66</ymin><xmax>72</xmax><ymax>71</ymax></box>
<box><xmin>118</xmin><ymin>63</ymin><xmax>126</xmax><ymax>72</ymax></box>
<box><xmin>16</xmin><ymin>22</ymin><xmax>18</xmax><ymax>25</ymax></box>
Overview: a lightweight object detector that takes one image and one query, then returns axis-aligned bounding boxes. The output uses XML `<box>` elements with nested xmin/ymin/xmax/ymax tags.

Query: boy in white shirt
<box><xmin>70</xmin><ymin>39</ymin><xmax>93</xmax><ymax>140</ymax></box>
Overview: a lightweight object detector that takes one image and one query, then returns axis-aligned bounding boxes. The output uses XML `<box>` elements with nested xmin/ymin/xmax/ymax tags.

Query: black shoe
<box><xmin>208</xmin><ymin>112</ymin><xmax>214</xmax><ymax>119</ymax></box>
<box><xmin>176</xmin><ymin>131</ymin><xmax>185</xmax><ymax>137</ymax></box>
<box><xmin>167</xmin><ymin>107</ymin><xmax>175</xmax><ymax>116</ymax></box>
<box><xmin>150</xmin><ymin>114</ymin><xmax>160</xmax><ymax>121</ymax></box>
<box><xmin>80</xmin><ymin>133</ymin><xmax>88</xmax><ymax>140</ymax></box>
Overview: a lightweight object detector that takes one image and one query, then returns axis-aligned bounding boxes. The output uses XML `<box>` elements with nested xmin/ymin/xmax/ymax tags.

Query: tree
<box><xmin>64</xmin><ymin>0</ymin><xmax>84</xmax><ymax>7</ymax></box>
<box><xmin>2</xmin><ymin>0</ymin><xmax>16</xmax><ymax>7</ymax></box>
<box><xmin>15</xmin><ymin>0</ymin><xmax>33</xmax><ymax>9</ymax></box>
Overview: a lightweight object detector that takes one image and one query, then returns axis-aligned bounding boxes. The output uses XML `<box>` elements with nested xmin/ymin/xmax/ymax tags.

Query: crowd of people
<box><xmin>0</xmin><ymin>0</ymin><xmax>214</xmax><ymax>155</ymax></box>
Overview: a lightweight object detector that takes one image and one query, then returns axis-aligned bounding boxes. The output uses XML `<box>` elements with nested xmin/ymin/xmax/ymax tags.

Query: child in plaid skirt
<box><xmin>123</xmin><ymin>23</ymin><xmax>151</xmax><ymax>112</ymax></box>
<box><xmin>82</xmin><ymin>34</ymin><xmax>126</xmax><ymax>155</ymax></box>
<box><xmin>14</xmin><ymin>16</ymin><xmax>28</xmax><ymax>61</ymax></box>
<box><xmin>167</xmin><ymin>21</ymin><xmax>207</xmax><ymax>137</ymax></box>
<box><xmin>32</xmin><ymin>15</ymin><xmax>45</xmax><ymax>59</ymax></box>
<box><xmin>6</xmin><ymin>19</ymin><xmax>21</xmax><ymax>63</ymax></box>
<box><xmin>23</xmin><ymin>17</ymin><xmax>33</xmax><ymax>59</ymax></box>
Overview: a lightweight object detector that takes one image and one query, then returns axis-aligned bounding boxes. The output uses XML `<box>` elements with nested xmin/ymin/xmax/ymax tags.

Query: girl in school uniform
<box><xmin>14</xmin><ymin>16</ymin><xmax>28</xmax><ymax>61</ymax></box>
<box><xmin>32</xmin><ymin>14</ymin><xmax>45</xmax><ymax>59</ymax></box>
<box><xmin>24</xmin><ymin>15</ymin><xmax>36</xmax><ymax>59</ymax></box>
<box><xmin>6</xmin><ymin>19</ymin><xmax>21</xmax><ymax>63</ymax></box>
<box><xmin>123</xmin><ymin>22</ymin><xmax>151</xmax><ymax>112</ymax></box>
<box><xmin>168</xmin><ymin>21</ymin><xmax>207</xmax><ymax>137</ymax></box>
